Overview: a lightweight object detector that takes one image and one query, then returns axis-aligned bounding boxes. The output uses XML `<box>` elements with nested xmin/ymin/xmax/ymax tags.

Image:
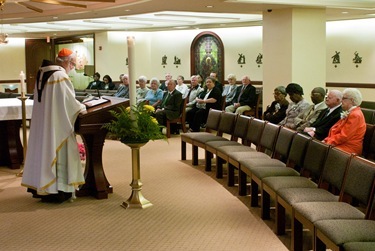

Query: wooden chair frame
<box><xmin>166</xmin><ymin>97</ymin><xmax>188</xmax><ymax>138</ymax></box>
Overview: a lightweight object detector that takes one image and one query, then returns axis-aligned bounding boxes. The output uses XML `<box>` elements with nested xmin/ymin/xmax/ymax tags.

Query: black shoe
<box><xmin>41</xmin><ymin>191</ymin><xmax>72</xmax><ymax>203</ymax></box>
<box><xmin>28</xmin><ymin>188</ymin><xmax>42</xmax><ymax>198</ymax></box>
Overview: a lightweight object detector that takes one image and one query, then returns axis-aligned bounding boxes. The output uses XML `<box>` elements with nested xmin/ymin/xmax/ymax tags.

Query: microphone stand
<box><xmin>97</xmin><ymin>88</ymin><xmax>101</xmax><ymax>99</ymax></box>
<box><xmin>16</xmin><ymin>91</ymin><xmax>28</xmax><ymax>177</ymax></box>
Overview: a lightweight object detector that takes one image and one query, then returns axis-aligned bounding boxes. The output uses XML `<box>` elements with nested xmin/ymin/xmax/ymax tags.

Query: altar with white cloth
<box><xmin>0</xmin><ymin>98</ymin><xmax>33</xmax><ymax>169</ymax></box>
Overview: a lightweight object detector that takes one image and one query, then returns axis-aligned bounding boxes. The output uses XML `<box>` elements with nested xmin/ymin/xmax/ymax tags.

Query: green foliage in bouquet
<box><xmin>103</xmin><ymin>104</ymin><xmax>166</xmax><ymax>143</ymax></box>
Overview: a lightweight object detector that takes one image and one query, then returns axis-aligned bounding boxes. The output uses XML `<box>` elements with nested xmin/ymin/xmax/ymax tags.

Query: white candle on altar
<box><xmin>20</xmin><ymin>71</ymin><xmax>26</xmax><ymax>94</ymax></box>
<box><xmin>127</xmin><ymin>36</ymin><xmax>136</xmax><ymax>108</ymax></box>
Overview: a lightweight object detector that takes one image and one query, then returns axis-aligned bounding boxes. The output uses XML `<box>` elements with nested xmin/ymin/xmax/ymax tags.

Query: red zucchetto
<box><xmin>58</xmin><ymin>48</ymin><xmax>73</xmax><ymax>57</ymax></box>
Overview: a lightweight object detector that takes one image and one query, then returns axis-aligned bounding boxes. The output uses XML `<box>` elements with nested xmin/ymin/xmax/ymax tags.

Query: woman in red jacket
<box><xmin>323</xmin><ymin>88</ymin><xmax>366</xmax><ymax>155</ymax></box>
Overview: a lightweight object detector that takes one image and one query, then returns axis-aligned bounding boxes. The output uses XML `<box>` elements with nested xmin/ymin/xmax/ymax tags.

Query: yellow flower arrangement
<box><xmin>103</xmin><ymin>104</ymin><xmax>166</xmax><ymax>143</ymax></box>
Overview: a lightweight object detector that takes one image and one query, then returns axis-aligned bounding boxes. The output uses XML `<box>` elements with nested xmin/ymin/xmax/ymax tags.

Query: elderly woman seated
<box><xmin>136</xmin><ymin>76</ymin><xmax>150</xmax><ymax>105</ymax></box>
<box><xmin>323</xmin><ymin>88</ymin><xmax>366</xmax><ymax>155</ymax></box>
<box><xmin>186</xmin><ymin>77</ymin><xmax>222</xmax><ymax>132</ymax></box>
<box><xmin>279</xmin><ymin>83</ymin><xmax>310</xmax><ymax>129</ymax></box>
<box><xmin>143</xmin><ymin>77</ymin><xmax>164</xmax><ymax>107</ymax></box>
<box><xmin>263</xmin><ymin>85</ymin><xmax>289</xmax><ymax>124</ymax></box>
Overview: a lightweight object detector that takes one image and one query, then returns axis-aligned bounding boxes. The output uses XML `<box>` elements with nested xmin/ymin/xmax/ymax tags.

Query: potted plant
<box><xmin>103</xmin><ymin>104</ymin><xmax>166</xmax><ymax>145</ymax></box>
<box><xmin>103</xmin><ymin>103</ymin><xmax>166</xmax><ymax>209</ymax></box>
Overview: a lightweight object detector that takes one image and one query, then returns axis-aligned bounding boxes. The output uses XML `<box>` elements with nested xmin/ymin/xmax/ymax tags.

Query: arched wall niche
<box><xmin>190</xmin><ymin>31</ymin><xmax>225</xmax><ymax>84</ymax></box>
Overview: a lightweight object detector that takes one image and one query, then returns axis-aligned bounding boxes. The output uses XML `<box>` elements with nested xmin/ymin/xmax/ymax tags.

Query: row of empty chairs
<box><xmin>180</xmin><ymin>109</ymin><xmax>375</xmax><ymax>251</ymax></box>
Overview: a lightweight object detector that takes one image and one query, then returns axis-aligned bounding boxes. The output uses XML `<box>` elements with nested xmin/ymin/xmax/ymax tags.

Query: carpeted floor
<box><xmin>0</xmin><ymin>135</ymin><xmax>290</xmax><ymax>251</ymax></box>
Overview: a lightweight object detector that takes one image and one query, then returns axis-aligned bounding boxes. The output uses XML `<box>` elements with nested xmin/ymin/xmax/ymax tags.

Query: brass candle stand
<box><xmin>16</xmin><ymin>92</ymin><xmax>28</xmax><ymax>177</ymax></box>
<box><xmin>121</xmin><ymin>142</ymin><xmax>152</xmax><ymax>209</ymax></box>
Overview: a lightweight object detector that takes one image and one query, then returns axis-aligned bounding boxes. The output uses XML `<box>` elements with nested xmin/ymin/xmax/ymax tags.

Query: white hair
<box><xmin>343</xmin><ymin>88</ymin><xmax>363</xmax><ymax>106</ymax></box>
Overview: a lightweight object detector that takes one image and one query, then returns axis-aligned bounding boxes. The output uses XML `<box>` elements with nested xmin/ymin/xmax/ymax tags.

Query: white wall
<box><xmin>326</xmin><ymin>18</ymin><xmax>375</xmax><ymax>101</ymax></box>
<box><xmin>1</xmin><ymin>18</ymin><xmax>375</xmax><ymax>101</ymax></box>
<box><xmin>0</xmin><ymin>38</ymin><xmax>25</xmax><ymax>79</ymax></box>
<box><xmin>326</xmin><ymin>19</ymin><xmax>375</xmax><ymax>83</ymax></box>
<box><xmin>95</xmin><ymin>27</ymin><xmax>262</xmax><ymax>83</ymax></box>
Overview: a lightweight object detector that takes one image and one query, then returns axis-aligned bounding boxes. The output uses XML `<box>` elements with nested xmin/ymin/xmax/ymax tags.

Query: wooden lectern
<box><xmin>75</xmin><ymin>96</ymin><xmax>129</xmax><ymax>199</ymax></box>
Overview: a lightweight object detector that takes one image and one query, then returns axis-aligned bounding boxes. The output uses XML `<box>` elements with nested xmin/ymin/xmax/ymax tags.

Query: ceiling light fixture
<box><xmin>0</xmin><ymin>0</ymin><xmax>5</xmax><ymax>10</ymax></box>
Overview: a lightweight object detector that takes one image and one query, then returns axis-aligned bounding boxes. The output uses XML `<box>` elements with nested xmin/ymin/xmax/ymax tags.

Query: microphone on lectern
<box><xmin>97</xmin><ymin>88</ymin><xmax>101</xmax><ymax>99</ymax></box>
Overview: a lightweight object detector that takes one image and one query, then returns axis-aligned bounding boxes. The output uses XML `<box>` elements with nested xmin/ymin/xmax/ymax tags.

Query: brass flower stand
<box><xmin>121</xmin><ymin>142</ymin><xmax>152</xmax><ymax>209</ymax></box>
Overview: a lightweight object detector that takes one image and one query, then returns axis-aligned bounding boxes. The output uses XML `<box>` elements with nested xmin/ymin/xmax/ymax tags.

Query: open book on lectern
<box><xmin>83</xmin><ymin>98</ymin><xmax>110</xmax><ymax>108</ymax></box>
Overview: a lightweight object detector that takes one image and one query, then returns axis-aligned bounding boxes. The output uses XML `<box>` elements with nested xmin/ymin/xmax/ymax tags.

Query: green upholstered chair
<box><xmin>315</xmin><ymin>219</ymin><xmax>375</xmax><ymax>251</ymax></box>
<box><xmin>181</xmin><ymin>109</ymin><xmax>222</xmax><ymax>164</ymax></box>
<box><xmin>214</xmin><ymin>118</ymin><xmax>266</xmax><ymax>189</ymax></box>
<box><xmin>190</xmin><ymin>111</ymin><xmax>237</xmax><ymax>170</ymax></box>
<box><xmin>205</xmin><ymin>115</ymin><xmax>252</xmax><ymax>178</ymax></box>
<box><xmin>276</xmin><ymin>147</ymin><xmax>352</xmax><ymax>251</ymax></box>
<box><xmin>261</xmin><ymin>136</ymin><xmax>330</xmax><ymax>220</ymax></box>
<box><xmin>239</xmin><ymin>126</ymin><xmax>297</xmax><ymax>206</ymax></box>
<box><xmin>293</xmin><ymin>156</ymin><xmax>375</xmax><ymax>251</ymax></box>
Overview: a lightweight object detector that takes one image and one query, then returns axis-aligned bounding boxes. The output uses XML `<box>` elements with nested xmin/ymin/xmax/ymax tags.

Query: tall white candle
<box><xmin>20</xmin><ymin>71</ymin><xmax>26</xmax><ymax>94</ymax></box>
<box><xmin>127</xmin><ymin>36</ymin><xmax>136</xmax><ymax>108</ymax></box>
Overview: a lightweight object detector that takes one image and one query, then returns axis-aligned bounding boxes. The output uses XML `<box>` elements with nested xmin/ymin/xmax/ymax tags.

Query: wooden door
<box><xmin>25</xmin><ymin>39</ymin><xmax>53</xmax><ymax>94</ymax></box>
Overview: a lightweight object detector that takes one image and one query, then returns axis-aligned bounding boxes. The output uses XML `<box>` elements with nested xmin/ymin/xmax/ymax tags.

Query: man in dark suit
<box><xmin>304</xmin><ymin>90</ymin><xmax>343</xmax><ymax>140</ymax></box>
<box><xmin>159</xmin><ymin>73</ymin><xmax>172</xmax><ymax>91</ymax></box>
<box><xmin>225</xmin><ymin>75</ymin><xmax>256</xmax><ymax>114</ymax></box>
<box><xmin>154</xmin><ymin>79</ymin><xmax>183</xmax><ymax>133</ymax></box>
<box><xmin>210</xmin><ymin>72</ymin><xmax>223</xmax><ymax>93</ymax></box>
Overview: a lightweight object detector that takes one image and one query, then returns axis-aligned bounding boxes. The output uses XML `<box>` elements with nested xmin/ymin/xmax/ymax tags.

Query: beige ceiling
<box><xmin>1</xmin><ymin>0</ymin><xmax>375</xmax><ymax>38</ymax></box>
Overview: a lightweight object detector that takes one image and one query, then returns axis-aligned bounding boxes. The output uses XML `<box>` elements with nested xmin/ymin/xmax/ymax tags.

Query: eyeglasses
<box><xmin>311</xmin><ymin>92</ymin><xmax>322</xmax><ymax>96</ymax></box>
<box><xmin>70</xmin><ymin>61</ymin><xmax>76</xmax><ymax>67</ymax></box>
<box><xmin>342</xmin><ymin>97</ymin><xmax>351</xmax><ymax>100</ymax></box>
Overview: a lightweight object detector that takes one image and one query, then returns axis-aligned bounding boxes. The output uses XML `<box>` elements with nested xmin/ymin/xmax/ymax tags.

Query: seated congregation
<box><xmin>74</xmin><ymin>72</ymin><xmax>375</xmax><ymax>147</ymax></box>
<box><xmin>180</xmin><ymin>108</ymin><xmax>375</xmax><ymax>251</ymax></box>
<box><xmin>179</xmin><ymin>84</ymin><xmax>375</xmax><ymax>251</ymax></box>
<box><xmin>74</xmin><ymin>72</ymin><xmax>262</xmax><ymax>138</ymax></box>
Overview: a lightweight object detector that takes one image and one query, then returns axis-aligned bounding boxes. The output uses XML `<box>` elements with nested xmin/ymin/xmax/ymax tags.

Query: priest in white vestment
<box><xmin>22</xmin><ymin>48</ymin><xmax>86</xmax><ymax>203</ymax></box>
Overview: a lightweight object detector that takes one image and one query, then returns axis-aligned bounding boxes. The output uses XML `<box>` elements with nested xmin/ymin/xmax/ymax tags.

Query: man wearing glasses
<box><xmin>22</xmin><ymin>48</ymin><xmax>86</xmax><ymax>203</ymax></box>
<box><xmin>304</xmin><ymin>90</ymin><xmax>343</xmax><ymax>140</ymax></box>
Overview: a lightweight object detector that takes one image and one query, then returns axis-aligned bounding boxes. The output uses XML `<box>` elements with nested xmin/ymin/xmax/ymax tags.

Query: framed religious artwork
<box><xmin>190</xmin><ymin>31</ymin><xmax>224</xmax><ymax>84</ymax></box>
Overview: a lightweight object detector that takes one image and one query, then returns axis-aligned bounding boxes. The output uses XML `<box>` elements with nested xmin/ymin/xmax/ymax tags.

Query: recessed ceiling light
<box><xmin>206</xmin><ymin>5</ymin><xmax>213</xmax><ymax>8</ymax></box>
<box><xmin>53</xmin><ymin>17</ymin><xmax>58</xmax><ymax>20</ymax></box>
<box><xmin>125</xmin><ymin>9</ymin><xmax>131</xmax><ymax>12</ymax></box>
<box><xmin>342</xmin><ymin>12</ymin><xmax>348</xmax><ymax>14</ymax></box>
